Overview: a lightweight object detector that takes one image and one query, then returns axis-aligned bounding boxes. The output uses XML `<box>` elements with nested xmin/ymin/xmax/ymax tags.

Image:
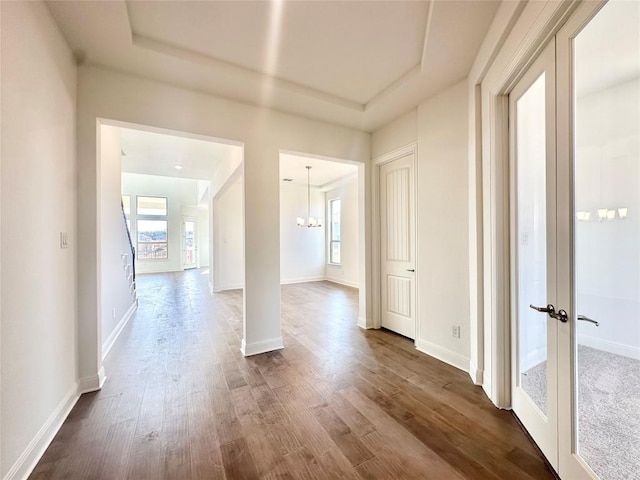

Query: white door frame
<box><xmin>483</xmin><ymin>2</ymin><xmax>610</xmax><ymax>477</ymax></box>
<box><xmin>508</xmin><ymin>38</ymin><xmax>559</xmax><ymax>467</ymax></box>
<box><xmin>182</xmin><ymin>215</ymin><xmax>198</xmax><ymax>270</ymax></box>
<box><xmin>372</xmin><ymin>143</ymin><xmax>418</xmax><ymax>334</ymax></box>
<box><xmin>480</xmin><ymin>0</ymin><xmax>580</xmax><ymax>408</ymax></box>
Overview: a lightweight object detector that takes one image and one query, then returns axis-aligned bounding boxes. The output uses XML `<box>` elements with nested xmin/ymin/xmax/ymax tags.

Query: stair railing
<box><xmin>121</xmin><ymin>200</ymin><xmax>135</xmax><ymax>282</ymax></box>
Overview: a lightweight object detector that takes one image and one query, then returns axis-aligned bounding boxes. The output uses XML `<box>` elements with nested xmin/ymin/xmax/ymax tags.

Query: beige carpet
<box><xmin>521</xmin><ymin>345</ymin><xmax>640</xmax><ymax>480</ymax></box>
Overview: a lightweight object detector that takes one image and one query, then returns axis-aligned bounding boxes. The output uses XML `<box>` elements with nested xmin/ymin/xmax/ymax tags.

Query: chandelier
<box><xmin>297</xmin><ymin>166</ymin><xmax>322</xmax><ymax>228</ymax></box>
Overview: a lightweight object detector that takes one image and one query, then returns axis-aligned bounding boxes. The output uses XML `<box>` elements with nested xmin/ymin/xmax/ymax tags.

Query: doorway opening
<box><xmin>97</xmin><ymin>120</ymin><xmax>244</xmax><ymax>363</ymax></box>
<box><xmin>506</xmin><ymin>1</ymin><xmax>639</xmax><ymax>478</ymax></box>
<box><xmin>278</xmin><ymin>151</ymin><xmax>363</xmax><ymax>342</ymax></box>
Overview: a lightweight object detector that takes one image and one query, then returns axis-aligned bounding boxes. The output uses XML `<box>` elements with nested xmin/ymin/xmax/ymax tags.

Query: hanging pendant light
<box><xmin>297</xmin><ymin>166</ymin><xmax>322</xmax><ymax>228</ymax></box>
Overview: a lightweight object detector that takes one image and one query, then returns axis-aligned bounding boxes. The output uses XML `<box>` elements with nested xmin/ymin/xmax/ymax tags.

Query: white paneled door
<box><xmin>379</xmin><ymin>152</ymin><xmax>416</xmax><ymax>339</ymax></box>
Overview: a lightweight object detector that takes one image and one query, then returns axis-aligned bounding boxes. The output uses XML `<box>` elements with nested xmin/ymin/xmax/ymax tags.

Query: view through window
<box><xmin>136</xmin><ymin>196</ymin><xmax>169</xmax><ymax>260</ymax></box>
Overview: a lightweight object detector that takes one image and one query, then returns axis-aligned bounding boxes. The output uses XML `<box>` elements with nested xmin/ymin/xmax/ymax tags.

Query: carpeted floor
<box><xmin>521</xmin><ymin>345</ymin><xmax>640</xmax><ymax>480</ymax></box>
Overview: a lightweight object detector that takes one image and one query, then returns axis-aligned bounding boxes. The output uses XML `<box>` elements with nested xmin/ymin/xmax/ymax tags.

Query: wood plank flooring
<box><xmin>30</xmin><ymin>269</ymin><xmax>555</xmax><ymax>479</ymax></box>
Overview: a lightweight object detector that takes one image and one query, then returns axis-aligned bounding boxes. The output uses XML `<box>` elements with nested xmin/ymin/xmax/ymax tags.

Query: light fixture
<box><xmin>174</xmin><ymin>165</ymin><xmax>183</xmax><ymax>170</ymax></box>
<box><xmin>597</xmin><ymin>208</ymin><xmax>608</xmax><ymax>221</ymax></box>
<box><xmin>297</xmin><ymin>166</ymin><xmax>322</xmax><ymax>228</ymax></box>
<box><xmin>607</xmin><ymin>209</ymin><xmax>616</xmax><ymax>219</ymax></box>
<box><xmin>618</xmin><ymin>207</ymin><xmax>628</xmax><ymax>219</ymax></box>
<box><xmin>576</xmin><ymin>211</ymin><xmax>591</xmax><ymax>222</ymax></box>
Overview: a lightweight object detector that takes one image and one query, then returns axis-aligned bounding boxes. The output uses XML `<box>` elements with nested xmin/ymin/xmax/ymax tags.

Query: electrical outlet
<box><xmin>452</xmin><ymin>325</ymin><xmax>461</xmax><ymax>339</ymax></box>
<box><xmin>60</xmin><ymin>232</ymin><xmax>68</xmax><ymax>249</ymax></box>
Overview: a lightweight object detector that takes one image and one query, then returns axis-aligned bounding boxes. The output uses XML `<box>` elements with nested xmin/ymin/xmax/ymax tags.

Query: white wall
<box><xmin>77</xmin><ymin>65</ymin><xmax>370</xmax><ymax>369</ymax></box>
<box><xmin>280</xmin><ymin>184</ymin><xmax>326</xmax><ymax>284</ymax></box>
<box><xmin>121</xmin><ymin>173</ymin><xmax>199</xmax><ymax>274</ymax></box>
<box><xmin>325</xmin><ymin>176</ymin><xmax>360</xmax><ymax>288</ymax></box>
<box><xmin>371</xmin><ymin>109</ymin><xmax>418</xmax><ymax>158</ymax></box>
<box><xmin>575</xmin><ymin>78</ymin><xmax>640</xmax><ymax>359</ymax></box>
<box><xmin>99</xmin><ymin>125</ymin><xmax>136</xmax><ymax>356</ymax></box>
<box><xmin>371</xmin><ymin>80</ymin><xmax>471</xmax><ymax>371</ymax></box>
<box><xmin>216</xmin><ymin>182</ymin><xmax>245</xmax><ymax>290</ymax></box>
<box><xmin>416</xmin><ymin>79</ymin><xmax>470</xmax><ymax>369</ymax></box>
<box><xmin>1</xmin><ymin>2</ymin><xmax>78</xmax><ymax>477</ymax></box>
<box><xmin>198</xmin><ymin>208</ymin><xmax>209</xmax><ymax>267</ymax></box>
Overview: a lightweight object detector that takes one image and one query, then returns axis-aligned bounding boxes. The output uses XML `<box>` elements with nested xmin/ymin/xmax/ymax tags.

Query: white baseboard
<box><xmin>241</xmin><ymin>337</ymin><xmax>284</xmax><ymax>356</ymax></box>
<box><xmin>102</xmin><ymin>302</ymin><xmax>137</xmax><ymax>361</ymax></box>
<box><xmin>280</xmin><ymin>276</ymin><xmax>326</xmax><ymax>285</ymax></box>
<box><xmin>77</xmin><ymin>366</ymin><xmax>106</xmax><ymax>394</ymax></box>
<box><xmin>578</xmin><ymin>334</ymin><xmax>640</xmax><ymax>360</ymax></box>
<box><xmin>469</xmin><ymin>360</ymin><xmax>484</xmax><ymax>385</ymax></box>
<box><xmin>482</xmin><ymin>371</ymin><xmax>492</xmax><ymax>400</ymax></box>
<box><xmin>357</xmin><ymin>316</ymin><xmax>375</xmax><ymax>329</ymax></box>
<box><xmin>325</xmin><ymin>277</ymin><xmax>359</xmax><ymax>289</ymax></box>
<box><xmin>415</xmin><ymin>339</ymin><xmax>469</xmax><ymax>372</ymax></box>
<box><xmin>218</xmin><ymin>284</ymin><xmax>244</xmax><ymax>291</ymax></box>
<box><xmin>3</xmin><ymin>382</ymin><xmax>80</xmax><ymax>480</ymax></box>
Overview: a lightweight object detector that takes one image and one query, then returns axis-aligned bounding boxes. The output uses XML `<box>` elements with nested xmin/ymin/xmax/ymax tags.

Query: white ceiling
<box><xmin>280</xmin><ymin>153</ymin><xmax>358</xmax><ymax>188</ymax></box>
<box><xmin>45</xmin><ymin>0</ymin><xmax>500</xmax><ymax>132</ymax></box>
<box><xmin>120</xmin><ymin>127</ymin><xmax>241</xmax><ymax>180</ymax></box>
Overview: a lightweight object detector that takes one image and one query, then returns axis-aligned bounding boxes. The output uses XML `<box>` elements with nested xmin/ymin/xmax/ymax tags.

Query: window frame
<box><xmin>136</xmin><ymin>195</ymin><xmax>168</xmax><ymax>217</ymax></box>
<box><xmin>135</xmin><ymin>195</ymin><xmax>169</xmax><ymax>261</ymax></box>
<box><xmin>328</xmin><ymin>197</ymin><xmax>341</xmax><ymax>265</ymax></box>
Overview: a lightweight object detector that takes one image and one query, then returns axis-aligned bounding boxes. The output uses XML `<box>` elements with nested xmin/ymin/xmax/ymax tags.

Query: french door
<box><xmin>511</xmin><ymin>1</ymin><xmax>639</xmax><ymax>478</ymax></box>
<box><xmin>182</xmin><ymin>217</ymin><xmax>197</xmax><ymax>269</ymax></box>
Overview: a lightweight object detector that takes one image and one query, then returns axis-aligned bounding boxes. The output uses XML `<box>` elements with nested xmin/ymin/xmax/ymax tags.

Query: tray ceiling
<box><xmin>46</xmin><ymin>0</ymin><xmax>500</xmax><ymax>131</ymax></box>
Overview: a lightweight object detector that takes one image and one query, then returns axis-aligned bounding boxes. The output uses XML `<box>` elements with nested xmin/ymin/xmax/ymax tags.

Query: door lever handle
<box><xmin>529</xmin><ymin>304</ymin><xmax>568</xmax><ymax>323</ymax></box>
<box><xmin>578</xmin><ymin>315</ymin><xmax>599</xmax><ymax>327</ymax></box>
<box><xmin>406</xmin><ymin>269</ymin><xmax>415</xmax><ymax>272</ymax></box>
<box><xmin>530</xmin><ymin>304</ymin><xmax>555</xmax><ymax>313</ymax></box>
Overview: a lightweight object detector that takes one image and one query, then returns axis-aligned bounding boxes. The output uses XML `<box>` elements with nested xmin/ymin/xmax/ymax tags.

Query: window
<box><xmin>329</xmin><ymin>199</ymin><xmax>341</xmax><ymax>264</ymax></box>
<box><xmin>137</xmin><ymin>220</ymin><xmax>168</xmax><ymax>260</ymax></box>
<box><xmin>137</xmin><ymin>196</ymin><xmax>167</xmax><ymax>216</ymax></box>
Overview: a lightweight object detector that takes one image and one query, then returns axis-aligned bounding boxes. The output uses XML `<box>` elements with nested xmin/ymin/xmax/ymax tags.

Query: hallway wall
<box><xmin>99</xmin><ymin>126</ymin><xmax>137</xmax><ymax>358</ymax></box>
<box><xmin>371</xmin><ymin>79</ymin><xmax>471</xmax><ymax>372</ymax></box>
<box><xmin>217</xmin><ymin>182</ymin><xmax>245</xmax><ymax>290</ymax></box>
<box><xmin>76</xmin><ymin>65</ymin><xmax>370</xmax><ymax>370</ymax></box>
<box><xmin>0</xmin><ymin>2</ymin><xmax>79</xmax><ymax>477</ymax></box>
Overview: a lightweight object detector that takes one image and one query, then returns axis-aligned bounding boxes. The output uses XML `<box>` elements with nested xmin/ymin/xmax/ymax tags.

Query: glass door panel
<box><xmin>572</xmin><ymin>1</ymin><xmax>640</xmax><ymax>478</ymax></box>
<box><xmin>510</xmin><ymin>39</ymin><xmax>558</xmax><ymax>468</ymax></box>
<box><xmin>516</xmin><ymin>74</ymin><xmax>549</xmax><ymax>415</ymax></box>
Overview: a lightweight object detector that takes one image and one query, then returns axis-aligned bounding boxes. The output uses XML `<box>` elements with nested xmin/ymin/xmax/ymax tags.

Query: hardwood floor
<box><xmin>30</xmin><ymin>269</ymin><xmax>555</xmax><ymax>479</ymax></box>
